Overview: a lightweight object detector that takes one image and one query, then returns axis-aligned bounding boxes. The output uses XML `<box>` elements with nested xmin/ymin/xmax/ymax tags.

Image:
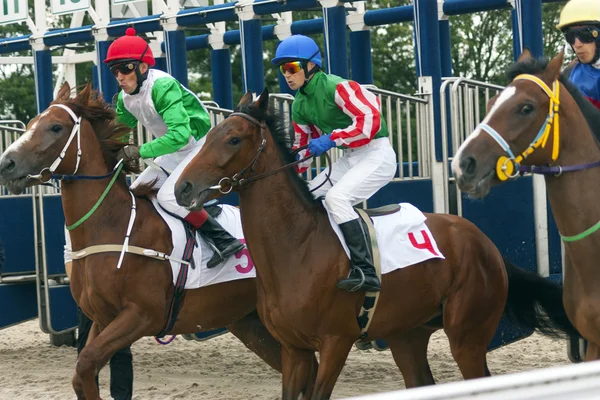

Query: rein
<box><xmin>209</xmin><ymin>112</ymin><xmax>332</xmax><ymax>194</ymax></box>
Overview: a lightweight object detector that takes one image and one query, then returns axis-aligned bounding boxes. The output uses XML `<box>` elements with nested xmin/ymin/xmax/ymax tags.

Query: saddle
<box><xmin>358</xmin><ymin>204</ymin><xmax>401</xmax><ymax>218</ymax></box>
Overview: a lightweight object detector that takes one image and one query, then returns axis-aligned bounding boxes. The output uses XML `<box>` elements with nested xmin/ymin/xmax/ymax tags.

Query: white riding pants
<box><xmin>309</xmin><ymin>138</ymin><xmax>397</xmax><ymax>224</ymax></box>
<box><xmin>131</xmin><ymin>137</ymin><xmax>205</xmax><ymax>218</ymax></box>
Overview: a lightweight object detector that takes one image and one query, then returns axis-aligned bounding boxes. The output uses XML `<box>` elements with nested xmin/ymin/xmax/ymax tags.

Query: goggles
<box><xmin>279</xmin><ymin>61</ymin><xmax>304</xmax><ymax>75</ymax></box>
<box><xmin>564</xmin><ymin>26</ymin><xmax>600</xmax><ymax>45</ymax></box>
<box><xmin>109</xmin><ymin>61</ymin><xmax>139</xmax><ymax>77</ymax></box>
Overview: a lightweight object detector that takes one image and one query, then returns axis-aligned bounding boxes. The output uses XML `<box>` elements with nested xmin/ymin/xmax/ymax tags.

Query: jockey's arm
<box><xmin>291</xmin><ymin>104</ymin><xmax>320</xmax><ymax>173</ymax></box>
<box><xmin>139</xmin><ymin>79</ymin><xmax>194</xmax><ymax>159</ymax></box>
<box><xmin>329</xmin><ymin>81</ymin><xmax>382</xmax><ymax>148</ymax></box>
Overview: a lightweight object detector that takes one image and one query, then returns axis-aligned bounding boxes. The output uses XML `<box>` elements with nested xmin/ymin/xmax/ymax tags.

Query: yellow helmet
<box><xmin>557</xmin><ymin>0</ymin><xmax>600</xmax><ymax>30</ymax></box>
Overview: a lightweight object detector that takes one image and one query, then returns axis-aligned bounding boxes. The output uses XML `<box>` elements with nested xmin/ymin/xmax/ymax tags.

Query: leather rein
<box><xmin>209</xmin><ymin>112</ymin><xmax>331</xmax><ymax>194</ymax></box>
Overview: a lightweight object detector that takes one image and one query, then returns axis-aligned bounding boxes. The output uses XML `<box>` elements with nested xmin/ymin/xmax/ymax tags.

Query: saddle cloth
<box><xmin>325</xmin><ymin>202</ymin><xmax>445</xmax><ymax>273</ymax></box>
<box><xmin>151</xmin><ymin>199</ymin><xmax>256</xmax><ymax>289</ymax></box>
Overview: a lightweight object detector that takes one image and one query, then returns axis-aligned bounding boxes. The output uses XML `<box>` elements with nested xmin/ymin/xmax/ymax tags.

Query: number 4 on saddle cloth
<box><xmin>325</xmin><ymin>202</ymin><xmax>446</xmax><ymax>352</ymax></box>
<box><xmin>326</xmin><ymin>202</ymin><xmax>445</xmax><ymax>274</ymax></box>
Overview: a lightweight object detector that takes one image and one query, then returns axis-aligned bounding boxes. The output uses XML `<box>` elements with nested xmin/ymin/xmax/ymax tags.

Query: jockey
<box><xmin>557</xmin><ymin>0</ymin><xmax>600</xmax><ymax>110</ymax></box>
<box><xmin>271</xmin><ymin>35</ymin><xmax>397</xmax><ymax>293</ymax></box>
<box><xmin>104</xmin><ymin>28</ymin><xmax>244</xmax><ymax>268</ymax></box>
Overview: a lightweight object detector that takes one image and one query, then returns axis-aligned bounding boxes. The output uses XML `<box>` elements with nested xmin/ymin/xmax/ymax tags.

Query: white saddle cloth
<box><xmin>325</xmin><ymin>202</ymin><xmax>445</xmax><ymax>273</ymax></box>
<box><xmin>151</xmin><ymin>199</ymin><xmax>256</xmax><ymax>289</ymax></box>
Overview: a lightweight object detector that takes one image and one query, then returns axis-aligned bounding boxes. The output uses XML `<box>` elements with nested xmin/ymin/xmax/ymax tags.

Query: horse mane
<box><xmin>234</xmin><ymin>102</ymin><xmax>320</xmax><ymax>208</ymax></box>
<box><xmin>60</xmin><ymin>91</ymin><xmax>141</xmax><ymax>175</ymax></box>
<box><xmin>507</xmin><ymin>57</ymin><xmax>600</xmax><ymax>144</ymax></box>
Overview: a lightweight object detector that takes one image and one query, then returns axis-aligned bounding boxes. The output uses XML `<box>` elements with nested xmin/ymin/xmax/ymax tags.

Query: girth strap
<box><xmin>71</xmin><ymin>244</ymin><xmax>190</xmax><ymax>265</ymax></box>
<box><xmin>155</xmin><ymin>221</ymin><xmax>197</xmax><ymax>338</ymax></box>
<box><xmin>356</xmin><ymin>209</ymin><xmax>382</xmax><ymax>339</ymax></box>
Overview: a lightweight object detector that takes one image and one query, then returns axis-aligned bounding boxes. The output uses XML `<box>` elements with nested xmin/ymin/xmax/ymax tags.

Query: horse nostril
<box><xmin>176</xmin><ymin>180</ymin><xmax>193</xmax><ymax>205</ymax></box>
<box><xmin>460</xmin><ymin>156</ymin><xmax>477</xmax><ymax>177</ymax></box>
<box><xmin>0</xmin><ymin>158</ymin><xmax>15</xmax><ymax>175</ymax></box>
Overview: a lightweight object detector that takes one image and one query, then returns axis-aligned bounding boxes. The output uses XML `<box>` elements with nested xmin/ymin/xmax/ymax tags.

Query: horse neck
<box><xmin>60</xmin><ymin>130</ymin><xmax>132</xmax><ymax>249</ymax></box>
<box><xmin>544</xmin><ymin>93</ymin><xmax>600</xmax><ymax>252</ymax></box>
<box><xmin>237</xmin><ymin>138</ymin><xmax>338</xmax><ymax>283</ymax></box>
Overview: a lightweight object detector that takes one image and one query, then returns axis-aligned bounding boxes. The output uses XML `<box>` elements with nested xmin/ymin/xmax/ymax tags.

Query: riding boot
<box><xmin>187</xmin><ymin>211</ymin><xmax>245</xmax><ymax>269</ymax></box>
<box><xmin>336</xmin><ymin>218</ymin><xmax>381</xmax><ymax>293</ymax></box>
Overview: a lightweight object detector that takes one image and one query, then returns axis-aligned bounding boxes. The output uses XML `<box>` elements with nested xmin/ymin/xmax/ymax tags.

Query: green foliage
<box><xmin>0</xmin><ymin>1</ymin><xmax>571</xmax><ymax>121</ymax></box>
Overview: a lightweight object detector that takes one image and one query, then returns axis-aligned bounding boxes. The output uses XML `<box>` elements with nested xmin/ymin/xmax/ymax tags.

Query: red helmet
<box><xmin>104</xmin><ymin>28</ymin><xmax>155</xmax><ymax>67</ymax></box>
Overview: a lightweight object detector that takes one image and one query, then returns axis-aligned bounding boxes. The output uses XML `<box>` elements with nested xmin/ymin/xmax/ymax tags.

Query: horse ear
<box><xmin>74</xmin><ymin>83</ymin><xmax>92</xmax><ymax>106</ymax></box>
<box><xmin>517</xmin><ymin>48</ymin><xmax>533</xmax><ymax>63</ymax></box>
<box><xmin>237</xmin><ymin>91</ymin><xmax>254</xmax><ymax>108</ymax></box>
<box><xmin>544</xmin><ymin>50</ymin><xmax>565</xmax><ymax>82</ymax></box>
<box><xmin>53</xmin><ymin>81</ymin><xmax>71</xmax><ymax>103</ymax></box>
<box><xmin>255</xmin><ymin>87</ymin><xmax>269</xmax><ymax>112</ymax></box>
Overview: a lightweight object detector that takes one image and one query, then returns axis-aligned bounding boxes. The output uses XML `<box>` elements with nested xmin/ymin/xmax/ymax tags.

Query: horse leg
<box><xmin>310</xmin><ymin>337</ymin><xmax>354</xmax><ymax>400</ymax></box>
<box><xmin>76</xmin><ymin>306</ymin><xmax>151</xmax><ymax>400</ymax></box>
<box><xmin>585</xmin><ymin>341</ymin><xmax>600</xmax><ymax>361</ymax></box>
<box><xmin>73</xmin><ymin>321</ymin><xmax>100</xmax><ymax>399</ymax></box>
<box><xmin>444</xmin><ymin>305</ymin><xmax>498</xmax><ymax>380</ymax></box>
<box><xmin>227</xmin><ymin>310</ymin><xmax>283</xmax><ymax>372</ymax></box>
<box><xmin>227</xmin><ymin>311</ymin><xmax>319</xmax><ymax>394</ymax></box>
<box><xmin>280</xmin><ymin>345</ymin><xmax>318</xmax><ymax>400</ymax></box>
<box><xmin>387</xmin><ymin>327</ymin><xmax>436</xmax><ymax>388</ymax></box>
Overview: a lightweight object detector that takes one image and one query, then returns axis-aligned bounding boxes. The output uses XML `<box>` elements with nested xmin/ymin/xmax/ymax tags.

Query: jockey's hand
<box><xmin>116</xmin><ymin>145</ymin><xmax>141</xmax><ymax>162</ymax></box>
<box><xmin>308</xmin><ymin>134</ymin><xmax>336</xmax><ymax>156</ymax></box>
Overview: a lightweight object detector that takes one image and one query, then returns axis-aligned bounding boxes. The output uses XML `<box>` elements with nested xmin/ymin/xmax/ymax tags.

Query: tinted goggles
<box><xmin>564</xmin><ymin>26</ymin><xmax>600</xmax><ymax>45</ymax></box>
<box><xmin>279</xmin><ymin>61</ymin><xmax>304</xmax><ymax>75</ymax></box>
<box><xmin>109</xmin><ymin>62</ymin><xmax>139</xmax><ymax>77</ymax></box>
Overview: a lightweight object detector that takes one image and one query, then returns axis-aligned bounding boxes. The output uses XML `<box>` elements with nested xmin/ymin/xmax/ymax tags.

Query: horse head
<box><xmin>452</xmin><ymin>49</ymin><xmax>565</xmax><ymax>198</ymax></box>
<box><xmin>175</xmin><ymin>88</ymin><xmax>272</xmax><ymax>210</ymax></box>
<box><xmin>0</xmin><ymin>82</ymin><xmax>95</xmax><ymax>194</ymax></box>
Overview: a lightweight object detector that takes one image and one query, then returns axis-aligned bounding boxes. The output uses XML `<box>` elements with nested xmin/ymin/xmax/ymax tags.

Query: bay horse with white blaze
<box><xmin>174</xmin><ymin>89</ymin><xmax>578</xmax><ymax>399</ymax></box>
<box><xmin>0</xmin><ymin>83</ymin><xmax>294</xmax><ymax>400</ymax></box>
<box><xmin>453</xmin><ymin>49</ymin><xmax>600</xmax><ymax>361</ymax></box>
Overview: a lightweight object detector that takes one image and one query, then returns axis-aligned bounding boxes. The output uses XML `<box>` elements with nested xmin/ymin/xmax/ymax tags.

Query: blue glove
<box><xmin>308</xmin><ymin>134</ymin><xmax>336</xmax><ymax>156</ymax></box>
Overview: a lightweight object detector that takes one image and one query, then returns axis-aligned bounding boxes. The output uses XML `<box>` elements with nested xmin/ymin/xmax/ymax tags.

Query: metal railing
<box><xmin>440</xmin><ymin>77</ymin><xmax>504</xmax><ymax>214</ymax></box>
<box><xmin>367</xmin><ymin>86</ymin><xmax>432</xmax><ymax>180</ymax></box>
<box><xmin>0</xmin><ymin>120</ymin><xmax>28</xmax><ymax>197</ymax></box>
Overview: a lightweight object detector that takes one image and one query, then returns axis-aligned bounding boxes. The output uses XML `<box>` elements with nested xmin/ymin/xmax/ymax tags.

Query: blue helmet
<box><xmin>271</xmin><ymin>35</ymin><xmax>322</xmax><ymax>67</ymax></box>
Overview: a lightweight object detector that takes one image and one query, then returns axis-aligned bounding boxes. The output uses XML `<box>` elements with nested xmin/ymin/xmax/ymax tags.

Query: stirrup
<box><xmin>337</xmin><ymin>267</ymin><xmax>366</xmax><ymax>292</ymax></box>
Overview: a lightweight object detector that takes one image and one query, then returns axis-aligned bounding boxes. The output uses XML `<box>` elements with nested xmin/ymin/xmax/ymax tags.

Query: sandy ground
<box><xmin>0</xmin><ymin>319</ymin><xmax>572</xmax><ymax>400</ymax></box>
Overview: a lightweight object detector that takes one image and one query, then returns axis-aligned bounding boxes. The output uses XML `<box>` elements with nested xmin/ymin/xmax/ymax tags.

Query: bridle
<box><xmin>209</xmin><ymin>111</ymin><xmax>331</xmax><ymax>194</ymax></box>
<box><xmin>26</xmin><ymin>103</ymin><xmax>123</xmax><ymax>184</ymax></box>
<box><xmin>478</xmin><ymin>74</ymin><xmax>600</xmax><ymax>179</ymax></box>
<box><xmin>27</xmin><ymin>104</ymin><xmax>84</xmax><ymax>183</ymax></box>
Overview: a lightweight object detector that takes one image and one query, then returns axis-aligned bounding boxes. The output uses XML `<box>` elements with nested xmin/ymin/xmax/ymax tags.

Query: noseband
<box><xmin>27</xmin><ymin>104</ymin><xmax>83</xmax><ymax>182</ymax></box>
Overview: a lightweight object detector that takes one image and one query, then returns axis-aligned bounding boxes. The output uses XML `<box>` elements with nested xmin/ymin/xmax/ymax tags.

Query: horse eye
<box><xmin>228</xmin><ymin>137</ymin><xmax>241</xmax><ymax>146</ymax></box>
<box><xmin>520</xmin><ymin>104</ymin><xmax>534</xmax><ymax>115</ymax></box>
<box><xmin>50</xmin><ymin>124</ymin><xmax>62</xmax><ymax>133</ymax></box>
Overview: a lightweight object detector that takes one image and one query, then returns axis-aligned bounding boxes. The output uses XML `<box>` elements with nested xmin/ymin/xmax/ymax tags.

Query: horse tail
<box><xmin>502</xmin><ymin>256</ymin><xmax>579</xmax><ymax>338</ymax></box>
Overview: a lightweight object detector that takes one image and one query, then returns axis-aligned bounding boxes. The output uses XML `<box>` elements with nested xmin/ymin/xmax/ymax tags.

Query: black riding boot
<box><xmin>198</xmin><ymin>214</ymin><xmax>245</xmax><ymax>268</ymax></box>
<box><xmin>336</xmin><ymin>218</ymin><xmax>381</xmax><ymax>292</ymax></box>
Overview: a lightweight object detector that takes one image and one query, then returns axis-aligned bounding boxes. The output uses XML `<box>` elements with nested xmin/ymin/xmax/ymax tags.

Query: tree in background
<box><xmin>0</xmin><ymin>1</ymin><xmax>569</xmax><ymax>120</ymax></box>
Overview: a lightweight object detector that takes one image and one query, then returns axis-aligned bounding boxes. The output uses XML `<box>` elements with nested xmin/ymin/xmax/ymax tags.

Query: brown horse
<box><xmin>0</xmin><ymin>83</ymin><xmax>293</xmax><ymax>400</ymax></box>
<box><xmin>174</xmin><ymin>89</ymin><xmax>578</xmax><ymax>399</ymax></box>
<box><xmin>452</xmin><ymin>49</ymin><xmax>600</xmax><ymax>362</ymax></box>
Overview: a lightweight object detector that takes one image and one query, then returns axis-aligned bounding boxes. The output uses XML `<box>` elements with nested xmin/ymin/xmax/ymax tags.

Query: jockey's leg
<box><xmin>192</xmin><ymin>211</ymin><xmax>246</xmax><ymax>268</ymax></box>
<box><xmin>157</xmin><ymin>146</ymin><xmax>244</xmax><ymax>268</ymax></box>
<box><xmin>325</xmin><ymin>139</ymin><xmax>397</xmax><ymax>293</ymax></box>
<box><xmin>307</xmin><ymin>155</ymin><xmax>348</xmax><ymax>199</ymax></box>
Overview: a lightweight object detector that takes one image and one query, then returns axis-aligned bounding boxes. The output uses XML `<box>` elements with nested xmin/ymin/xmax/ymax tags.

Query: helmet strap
<box><xmin>298</xmin><ymin>50</ymin><xmax>322</xmax><ymax>93</ymax></box>
<box><xmin>131</xmin><ymin>44</ymin><xmax>150</xmax><ymax>95</ymax></box>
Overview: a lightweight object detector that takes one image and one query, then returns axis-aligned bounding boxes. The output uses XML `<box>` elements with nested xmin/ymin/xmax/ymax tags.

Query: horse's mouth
<box><xmin>187</xmin><ymin>189</ymin><xmax>212</xmax><ymax>212</ymax></box>
<box><xmin>457</xmin><ymin>168</ymin><xmax>495</xmax><ymax>199</ymax></box>
<box><xmin>3</xmin><ymin>176</ymin><xmax>30</xmax><ymax>195</ymax></box>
